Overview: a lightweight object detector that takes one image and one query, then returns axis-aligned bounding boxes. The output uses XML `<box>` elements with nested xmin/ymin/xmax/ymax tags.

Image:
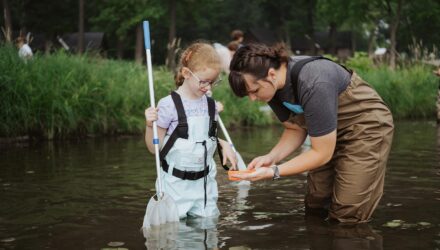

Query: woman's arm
<box><xmin>278</xmin><ymin>130</ymin><xmax>336</xmax><ymax>176</ymax></box>
<box><xmin>233</xmin><ymin>130</ymin><xmax>336</xmax><ymax>181</ymax></box>
<box><xmin>248</xmin><ymin>121</ymin><xmax>307</xmax><ymax>169</ymax></box>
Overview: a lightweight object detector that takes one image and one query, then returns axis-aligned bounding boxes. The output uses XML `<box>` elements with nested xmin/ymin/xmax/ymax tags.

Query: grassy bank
<box><xmin>346</xmin><ymin>53</ymin><xmax>439</xmax><ymax>119</ymax></box>
<box><xmin>0</xmin><ymin>45</ymin><xmax>269</xmax><ymax>139</ymax></box>
<box><xmin>1</xmin><ymin>45</ymin><xmax>438</xmax><ymax>139</ymax></box>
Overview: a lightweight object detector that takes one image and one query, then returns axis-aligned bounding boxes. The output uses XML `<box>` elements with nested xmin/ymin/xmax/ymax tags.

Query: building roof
<box><xmin>61</xmin><ymin>32</ymin><xmax>106</xmax><ymax>52</ymax></box>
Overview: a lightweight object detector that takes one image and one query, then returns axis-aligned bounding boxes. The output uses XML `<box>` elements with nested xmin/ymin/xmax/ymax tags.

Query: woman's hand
<box><xmin>145</xmin><ymin>107</ymin><xmax>158</xmax><ymax>127</ymax></box>
<box><xmin>219</xmin><ymin>139</ymin><xmax>237</xmax><ymax>169</ymax></box>
<box><xmin>247</xmin><ymin>154</ymin><xmax>276</xmax><ymax>170</ymax></box>
<box><xmin>230</xmin><ymin>166</ymin><xmax>274</xmax><ymax>181</ymax></box>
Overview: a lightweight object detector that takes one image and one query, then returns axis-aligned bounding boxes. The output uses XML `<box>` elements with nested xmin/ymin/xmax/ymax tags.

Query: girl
<box><xmin>145</xmin><ymin>42</ymin><xmax>236</xmax><ymax>219</ymax></box>
<box><xmin>228</xmin><ymin>43</ymin><xmax>394</xmax><ymax>224</ymax></box>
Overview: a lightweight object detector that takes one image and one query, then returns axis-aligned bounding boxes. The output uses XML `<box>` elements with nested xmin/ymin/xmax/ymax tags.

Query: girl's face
<box><xmin>183</xmin><ymin>67</ymin><xmax>221</xmax><ymax>98</ymax></box>
<box><xmin>242</xmin><ymin>73</ymin><xmax>277</xmax><ymax>102</ymax></box>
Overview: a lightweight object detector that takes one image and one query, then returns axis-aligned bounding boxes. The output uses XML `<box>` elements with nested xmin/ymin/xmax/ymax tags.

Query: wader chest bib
<box><xmin>287</xmin><ymin>58</ymin><xmax>394</xmax><ymax>223</ymax></box>
<box><xmin>157</xmin><ymin>91</ymin><xmax>220</xmax><ymax>218</ymax></box>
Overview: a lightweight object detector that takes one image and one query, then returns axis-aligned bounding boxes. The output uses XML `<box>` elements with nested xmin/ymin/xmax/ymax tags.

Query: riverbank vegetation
<box><xmin>0</xmin><ymin>46</ymin><xmax>438</xmax><ymax>139</ymax></box>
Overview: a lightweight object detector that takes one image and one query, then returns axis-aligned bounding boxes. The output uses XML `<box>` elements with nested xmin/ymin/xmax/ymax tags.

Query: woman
<box><xmin>228</xmin><ymin>43</ymin><xmax>394</xmax><ymax>224</ymax></box>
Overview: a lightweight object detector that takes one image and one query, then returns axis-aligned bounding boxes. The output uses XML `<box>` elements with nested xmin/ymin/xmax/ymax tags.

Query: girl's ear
<box><xmin>181</xmin><ymin>67</ymin><xmax>191</xmax><ymax>79</ymax></box>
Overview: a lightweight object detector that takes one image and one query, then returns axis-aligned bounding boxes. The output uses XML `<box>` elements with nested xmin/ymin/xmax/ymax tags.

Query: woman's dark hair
<box><xmin>228</xmin><ymin>43</ymin><xmax>289</xmax><ymax>97</ymax></box>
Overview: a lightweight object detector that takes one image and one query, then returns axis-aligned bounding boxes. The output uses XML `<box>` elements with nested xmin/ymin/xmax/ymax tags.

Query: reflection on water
<box><xmin>305</xmin><ymin>214</ymin><xmax>382</xmax><ymax>250</ymax></box>
<box><xmin>144</xmin><ymin>217</ymin><xmax>219</xmax><ymax>250</ymax></box>
<box><xmin>1</xmin><ymin>121</ymin><xmax>440</xmax><ymax>249</ymax></box>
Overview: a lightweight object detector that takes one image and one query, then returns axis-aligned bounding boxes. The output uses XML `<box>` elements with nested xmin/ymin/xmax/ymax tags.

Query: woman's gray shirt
<box><xmin>268</xmin><ymin>56</ymin><xmax>351</xmax><ymax>137</ymax></box>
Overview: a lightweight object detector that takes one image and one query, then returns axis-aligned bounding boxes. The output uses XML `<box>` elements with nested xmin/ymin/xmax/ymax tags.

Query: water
<box><xmin>1</xmin><ymin>121</ymin><xmax>439</xmax><ymax>250</ymax></box>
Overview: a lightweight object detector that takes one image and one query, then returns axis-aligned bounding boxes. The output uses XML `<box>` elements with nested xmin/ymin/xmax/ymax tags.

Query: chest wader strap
<box><xmin>206</xmin><ymin>96</ymin><xmax>228</xmax><ymax>171</ymax></box>
<box><xmin>159</xmin><ymin>91</ymin><xmax>188</xmax><ymax>163</ymax></box>
<box><xmin>290</xmin><ymin>56</ymin><xmax>352</xmax><ymax>104</ymax></box>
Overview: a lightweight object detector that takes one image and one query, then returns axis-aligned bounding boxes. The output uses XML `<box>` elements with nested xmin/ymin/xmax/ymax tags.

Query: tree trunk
<box><xmin>351</xmin><ymin>29</ymin><xmax>356</xmax><ymax>53</ymax></box>
<box><xmin>116</xmin><ymin>37</ymin><xmax>124</xmax><ymax>59</ymax></box>
<box><xmin>2</xmin><ymin>0</ymin><xmax>12</xmax><ymax>42</ymax></box>
<box><xmin>166</xmin><ymin>0</ymin><xmax>176</xmax><ymax>70</ymax></box>
<box><xmin>328</xmin><ymin>21</ymin><xmax>337</xmax><ymax>55</ymax></box>
<box><xmin>389</xmin><ymin>0</ymin><xmax>403</xmax><ymax>70</ymax></box>
<box><xmin>307</xmin><ymin>0</ymin><xmax>316</xmax><ymax>55</ymax></box>
<box><xmin>135</xmin><ymin>25</ymin><xmax>143</xmax><ymax>64</ymax></box>
<box><xmin>367</xmin><ymin>26</ymin><xmax>377</xmax><ymax>58</ymax></box>
<box><xmin>78</xmin><ymin>0</ymin><xmax>84</xmax><ymax>54</ymax></box>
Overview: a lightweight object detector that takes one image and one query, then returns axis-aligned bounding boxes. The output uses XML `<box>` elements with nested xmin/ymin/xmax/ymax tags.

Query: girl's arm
<box><xmin>144</xmin><ymin>107</ymin><xmax>167</xmax><ymax>154</ymax></box>
<box><xmin>218</xmin><ymin>138</ymin><xmax>237</xmax><ymax>169</ymax></box>
<box><xmin>145</xmin><ymin>125</ymin><xmax>167</xmax><ymax>154</ymax></box>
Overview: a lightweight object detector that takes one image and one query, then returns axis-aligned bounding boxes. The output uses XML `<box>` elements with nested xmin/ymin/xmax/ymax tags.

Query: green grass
<box><xmin>348</xmin><ymin>59</ymin><xmax>438</xmax><ymax>120</ymax></box>
<box><xmin>1</xmin><ymin>45</ymin><xmax>438</xmax><ymax>139</ymax></box>
<box><xmin>0</xmin><ymin>45</ymin><xmax>269</xmax><ymax>139</ymax></box>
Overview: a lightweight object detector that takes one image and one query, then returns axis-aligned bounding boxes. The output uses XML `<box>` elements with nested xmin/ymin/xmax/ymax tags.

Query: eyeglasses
<box><xmin>188</xmin><ymin>69</ymin><xmax>222</xmax><ymax>88</ymax></box>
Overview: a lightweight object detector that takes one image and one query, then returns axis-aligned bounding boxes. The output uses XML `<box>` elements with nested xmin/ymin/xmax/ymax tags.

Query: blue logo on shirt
<box><xmin>283</xmin><ymin>101</ymin><xmax>304</xmax><ymax>114</ymax></box>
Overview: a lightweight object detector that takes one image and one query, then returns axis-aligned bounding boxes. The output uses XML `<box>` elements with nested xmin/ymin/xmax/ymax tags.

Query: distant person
<box><xmin>227</xmin><ymin>41</ymin><xmax>240</xmax><ymax>55</ymax></box>
<box><xmin>213</xmin><ymin>41</ymin><xmax>240</xmax><ymax>74</ymax></box>
<box><xmin>213</xmin><ymin>43</ymin><xmax>232</xmax><ymax>74</ymax></box>
<box><xmin>228</xmin><ymin>43</ymin><xmax>394</xmax><ymax>224</ymax></box>
<box><xmin>434</xmin><ymin>67</ymin><xmax>440</xmax><ymax>123</ymax></box>
<box><xmin>230</xmin><ymin>29</ymin><xmax>244</xmax><ymax>47</ymax></box>
<box><xmin>15</xmin><ymin>36</ymin><xmax>33</xmax><ymax>60</ymax></box>
<box><xmin>144</xmin><ymin>42</ymin><xmax>237</xmax><ymax>219</ymax></box>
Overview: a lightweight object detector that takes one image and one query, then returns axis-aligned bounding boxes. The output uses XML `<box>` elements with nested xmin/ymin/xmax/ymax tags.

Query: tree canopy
<box><xmin>2</xmin><ymin>0</ymin><xmax>439</xmax><ymax>63</ymax></box>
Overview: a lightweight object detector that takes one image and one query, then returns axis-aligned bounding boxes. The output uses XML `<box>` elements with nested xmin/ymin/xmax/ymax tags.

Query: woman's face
<box><xmin>242</xmin><ymin>73</ymin><xmax>277</xmax><ymax>102</ymax></box>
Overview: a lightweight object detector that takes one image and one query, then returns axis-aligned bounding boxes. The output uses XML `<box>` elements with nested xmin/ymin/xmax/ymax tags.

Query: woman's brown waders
<box><xmin>290</xmin><ymin>72</ymin><xmax>394</xmax><ymax>223</ymax></box>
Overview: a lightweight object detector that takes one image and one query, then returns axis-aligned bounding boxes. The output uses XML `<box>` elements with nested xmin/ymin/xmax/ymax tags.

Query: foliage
<box><xmin>3</xmin><ymin>0</ymin><xmax>440</xmax><ymax>64</ymax></box>
<box><xmin>90</xmin><ymin>0</ymin><xmax>165</xmax><ymax>39</ymax></box>
<box><xmin>353</xmin><ymin>64</ymin><xmax>438</xmax><ymax>120</ymax></box>
<box><xmin>345</xmin><ymin>52</ymin><xmax>375</xmax><ymax>72</ymax></box>
<box><xmin>0</xmin><ymin>44</ymin><xmax>146</xmax><ymax>138</ymax></box>
<box><xmin>0</xmin><ymin>45</ymin><xmax>269</xmax><ymax>139</ymax></box>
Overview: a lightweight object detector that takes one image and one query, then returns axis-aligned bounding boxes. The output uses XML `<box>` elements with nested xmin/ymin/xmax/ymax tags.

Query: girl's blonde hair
<box><xmin>175</xmin><ymin>42</ymin><xmax>221</xmax><ymax>87</ymax></box>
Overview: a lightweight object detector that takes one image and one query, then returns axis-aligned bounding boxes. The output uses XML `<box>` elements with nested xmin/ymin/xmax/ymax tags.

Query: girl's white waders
<box><xmin>157</xmin><ymin>92</ymin><xmax>220</xmax><ymax>218</ymax></box>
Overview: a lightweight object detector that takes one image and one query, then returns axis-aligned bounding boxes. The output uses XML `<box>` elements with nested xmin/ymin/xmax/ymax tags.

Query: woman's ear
<box><xmin>268</xmin><ymin>68</ymin><xmax>277</xmax><ymax>82</ymax></box>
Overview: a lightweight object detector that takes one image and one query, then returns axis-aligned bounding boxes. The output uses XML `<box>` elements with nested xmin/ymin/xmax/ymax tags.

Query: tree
<box><xmin>90</xmin><ymin>0</ymin><xmax>165</xmax><ymax>62</ymax></box>
<box><xmin>316</xmin><ymin>0</ymin><xmax>351</xmax><ymax>55</ymax></box>
<box><xmin>165</xmin><ymin>0</ymin><xmax>176</xmax><ymax>70</ymax></box>
<box><xmin>397</xmin><ymin>0</ymin><xmax>440</xmax><ymax>58</ymax></box>
<box><xmin>9</xmin><ymin>0</ymin><xmax>78</xmax><ymax>52</ymax></box>
<box><xmin>78</xmin><ymin>0</ymin><xmax>84</xmax><ymax>54</ymax></box>
<box><xmin>306</xmin><ymin>0</ymin><xmax>317</xmax><ymax>54</ymax></box>
<box><xmin>2</xmin><ymin>0</ymin><xmax>12</xmax><ymax>42</ymax></box>
<box><xmin>386</xmin><ymin>0</ymin><xmax>403</xmax><ymax>70</ymax></box>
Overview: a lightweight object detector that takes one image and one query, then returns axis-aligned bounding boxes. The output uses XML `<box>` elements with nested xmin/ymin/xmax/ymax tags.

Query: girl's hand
<box><xmin>230</xmin><ymin>166</ymin><xmax>274</xmax><ymax>181</ymax></box>
<box><xmin>219</xmin><ymin>139</ymin><xmax>237</xmax><ymax>169</ymax></box>
<box><xmin>216</xmin><ymin>101</ymin><xmax>224</xmax><ymax>113</ymax></box>
<box><xmin>248</xmin><ymin>154</ymin><xmax>276</xmax><ymax>170</ymax></box>
<box><xmin>145</xmin><ymin>107</ymin><xmax>158</xmax><ymax>127</ymax></box>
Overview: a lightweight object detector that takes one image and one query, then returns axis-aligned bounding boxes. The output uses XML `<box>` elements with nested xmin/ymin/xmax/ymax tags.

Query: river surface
<box><xmin>1</xmin><ymin>121</ymin><xmax>440</xmax><ymax>250</ymax></box>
